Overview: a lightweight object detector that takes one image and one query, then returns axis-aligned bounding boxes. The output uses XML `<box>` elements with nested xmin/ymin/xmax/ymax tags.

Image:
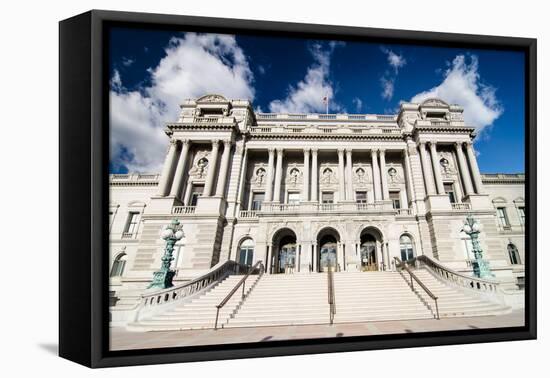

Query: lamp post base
<box><xmin>148</xmin><ymin>270</ymin><xmax>176</xmax><ymax>289</ymax></box>
<box><xmin>472</xmin><ymin>259</ymin><xmax>494</xmax><ymax>279</ymax></box>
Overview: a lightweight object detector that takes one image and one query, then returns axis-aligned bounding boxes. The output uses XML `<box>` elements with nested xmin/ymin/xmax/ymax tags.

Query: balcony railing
<box><xmin>396</xmin><ymin>208</ymin><xmax>413</xmax><ymax>216</ymax></box>
<box><xmin>451</xmin><ymin>203</ymin><xmax>471</xmax><ymax>211</ymax></box>
<box><xmin>121</xmin><ymin>232</ymin><xmax>134</xmax><ymax>239</ymax></box>
<box><xmin>172</xmin><ymin>206</ymin><xmax>196</xmax><ymax>215</ymax></box>
<box><xmin>239</xmin><ymin>210</ymin><xmax>258</xmax><ymax>218</ymax></box>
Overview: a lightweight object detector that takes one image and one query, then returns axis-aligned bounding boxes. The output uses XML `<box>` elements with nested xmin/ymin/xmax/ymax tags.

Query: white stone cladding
<box><xmin>109</xmin><ymin>95</ymin><xmax>525</xmax><ymax>300</ymax></box>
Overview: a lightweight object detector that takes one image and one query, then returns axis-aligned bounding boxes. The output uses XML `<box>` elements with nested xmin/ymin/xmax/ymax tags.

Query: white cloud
<box><xmin>380</xmin><ymin>48</ymin><xmax>407</xmax><ymax>101</ymax></box>
<box><xmin>122</xmin><ymin>57</ymin><xmax>134</xmax><ymax>67</ymax></box>
<box><xmin>110</xmin><ymin>33</ymin><xmax>255</xmax><ymax>173</ymax></box>
<box><xmin>380</xmin><ymin>77</ymin><xmax>394</xmax><ymax>101</ymax></box>
<box><xmin>352</xmin><ymin>97</ymin><xmax>363</xmax><ymax>112</ymax></box>
<box><xmin>410</xmin><ymin>54</ymin><xmax>502</xmax><ymax>133</ymax></box>
<box><xmin>381</xmin><ymin>47</ymin><xmax>406</xmax><ymax>74</ymax></box>
<box><xmin>268</xmin><ymin>42</ymin><xmax>343</xmax><ymax>113</ymax></box>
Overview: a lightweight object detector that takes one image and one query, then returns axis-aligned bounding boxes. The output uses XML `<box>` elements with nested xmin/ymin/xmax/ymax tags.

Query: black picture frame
<box><xmin>59</xmin><ymin>9</ymin><xmax>537</xmax><ymax>368</ymax></box>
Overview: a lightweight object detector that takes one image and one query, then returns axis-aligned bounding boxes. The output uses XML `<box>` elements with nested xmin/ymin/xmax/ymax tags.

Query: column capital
<box><xmin>454</xmin><ymin>141</ymin><xmax>465</xmax><ymax>149</ymax></box>
<box><xmin>428</xmin><ymin>140</ymin><xmax>437</xmax><ymax>147</ymax></box>
<box><xmin>169</xmin><ymin>138</ymin><xmax>178</xmax><ymax>146</ymax></box>
<box><xmin>268</xmin><ymin>147</ymin><xmax>275</xmax><ymax>154</ymax></box>
<box><xmin>345</xmin><ymin>148</ymin><xmax>353</xmax><ymax>155</ymax></box>
<box><xmin>211</xmin><ymin>139</ymin><xmax>221</xmax><ymax>147</ymax></box>
<box><xmin>180</xmin><ymin>138</ymin><xmax>190</xmax><ymax>146</ymax></box>
<box><xmin>222</xmin><ymin>139</ymin><xmax>232</xmax><ymax>147</ymax></box>
<box><xmin>379</xmin><ymin>148</ymin><xmax>386</xmax><ymax>155</ymax></box>
<box><xmin>418</xmin><ymin>141</ymin><xmax>427</xmax><ymax>147</ymax></box>
<box><xmin>303</xmin><ymin>147</ymin><xmax>311</xmax><ymax>154</ymax></box>
<box><xmin>311</xmin><ymin>147</ymin><xmax>319</xmax><ymax>154</ymax></box>
<box><xmin>370</xmin><ymin>148</ymin><xmax>379</xmax><ymax>155</ymax></box>
<box><xmin>337</xmin><ymin>148</ymin><xmax>345</xmax><ymax>155</ymax></box>
<box><xmin>464</xmin><ymin>140</ymin><xmax>474</xmax><ymax>147</ymax></box>
<box><xmin>276</xmin><ymin>148</ymin><xmax>284</xmax><ymax>155</ymax></box>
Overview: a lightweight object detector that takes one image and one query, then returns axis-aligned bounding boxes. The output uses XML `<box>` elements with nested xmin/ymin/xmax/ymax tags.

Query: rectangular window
<box><xmin>444</xmin><ymin>183</ymin><xmax>456</xmax><ymax>203</ymax></box>
<box><xmin>356</xmin><ymin>191</ymin><xmax>367</xmax><ymax>203</ymax></box>
<box><xmin>518</xmin><ymin>206</ymin><xmax>525</xmax><ymax>225</ymax></box>
<box><xmin>189</xmin><ymin>184</ymin><xmax>204</xmax><ymax>206</ymax></box>
<box><xmin>287</xmin><ymin>192</ymin><xmax>300</xmax><ymax>204</ymax></box>
<box><xmin>321</xmin><ymin>192</ymin><xmax>334</xmax><ymax>204</ymax></box>
<box><xmin>497</xmin><ymin>207</ymin><xmax>510</xmax><ymax>228</ymax></box>
<box><xmin>124</xmin><ymin>212</ymin><xmax>139</xmax><ymax>234</ymax></box>
<box><xmin>390</xmin><ymin>192</ymin><xmax>401</xmax><ymax>209</ymax></box>
<box><xmin>251</xmin><ymin>192</ymin><xmax>265</xmax><ymax>210</ymax></box>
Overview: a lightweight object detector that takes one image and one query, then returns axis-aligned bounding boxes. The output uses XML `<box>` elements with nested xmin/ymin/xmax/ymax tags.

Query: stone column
<box><xmin>215</xmin><ymin>140</ymin><xmax>233</xmax><ymax>197</ymax></box>
<box><xmin>403</xmin><ymin>148</ymin><xmax>416</xmax><ymax>206</ymax></box>
<box><xmin>203</xmin><ymin>140</ymin><xmax>220</xmax><ymax>197</ymax></box>
<box><xmin>346</xmin><ymin>149</ymin><xmax>354</xmax><ymax>200</ymax></box>
<box><xmin>429</xmin><ymin>142</ymin><xmax>445</xmax><ymax>195</ymax></box>
<box><xmin>312</xmin><ymin>243</ymin><xmax>318</xmax><ymax>272</ymax></box>
<box><xmin>311</xmin><ymin>148</ymin><xmax>319</xmax><ymax>202</ymax></box>
<box><xmin>157</xmin><ymin>139</ymin><xmax>179</xmax><ymax>196</ymax></box>
<box><xmin>371</xmin><ymin>149</ymin><xmax>381</xmax><ymax>201</ymax></box>
<box><xmin>455</xmin><ymin>142</ymin><xmax>474</xmax><ymax>196</ymax></box>
<box><xmin>266</xmin><ymin>245</ymin><xmax>272</xmax><ymax>274</ymax></box>
<box><xmin>379</xmin><ymin>149</ymin><xmax>389</xmax><ymax>200</ymax></box>
<box><xmin>465</xmin><ymin>142</ymin><xmax>485</xmax><ymax>194</ymax></box>
<box><xmin>302</xmin><ymin>148</ymin><xmax>310</xmax><ymax>202</ymax></box>
<box><xmin>338</xmin><ymin>148</ymin><xmax>346</xmax><ymax>201</ymax></box>
<box><xmin>265</xmin><ymin>148</ymin><xmax>275</xmax><ymax>202</ymax></box>
<box><xmin>273</xmin><ymin>148</ymin><xmax>284</xmax><ymax>202</ymax></box>
<box><xmin>169</xmin><ymin>139</ymin><xmax>191</xmax><ymax>198</ymax></box>
<box><xmin>419</xmin><ymin>142</ymin><xmax>436</xmax><ymax>196</ymax></box>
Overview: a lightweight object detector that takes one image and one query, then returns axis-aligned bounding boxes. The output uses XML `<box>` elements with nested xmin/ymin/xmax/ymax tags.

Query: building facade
<box><xmin>109</xmin><ymin>95</ymin><xmax>525</xmax><ymax>303</ymax></box>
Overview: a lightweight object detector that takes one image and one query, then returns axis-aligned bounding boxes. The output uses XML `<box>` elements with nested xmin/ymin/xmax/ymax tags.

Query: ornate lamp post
<box><xmin>148</xmin><ymin>219</ymin><xmax>184</xmax><ymax>289</ymax></box>
<box><xmin>462</xmin><ymin>215</ymin><xmax>494</xmax><ymax>278</ymax></box>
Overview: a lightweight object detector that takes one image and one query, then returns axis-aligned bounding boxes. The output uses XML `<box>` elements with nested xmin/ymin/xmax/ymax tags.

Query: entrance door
<box><xmin>320</xmin><ymin>242</ymin><xmax>337</xmax><ymax>272</ymax></box>
<box><xmin>360</xmin><ymin>239</ymin><xmax>378</xmax><ymax>271</ymax></box>
<box><xmin>278</xmin><ymin>243</ymin><xmax>296</xmax><ymax>273</ymax></box>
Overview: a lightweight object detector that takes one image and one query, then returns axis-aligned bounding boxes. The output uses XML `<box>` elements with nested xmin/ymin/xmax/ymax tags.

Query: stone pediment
<box><xmin>420</xmin><ymin>98</ymin><xmax>449</xmax><ymax>108</ymax></box>
<box><xmin>196</xmin><ymin>94</ymin><xmax>229</xmax><ymax>103</ymax></box>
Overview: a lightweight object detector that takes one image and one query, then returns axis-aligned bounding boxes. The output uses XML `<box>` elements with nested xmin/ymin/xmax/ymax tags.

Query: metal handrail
<box><xmin>214</xmin><ymin>261</ymin><xmax>265</xmax><ymax>329</ymax></box>
<box><xmin>394</xmin><ymin>257</ymin><xmax>439</xmax><ymax>319</ymax></box>
<box><xmin>327</xmin><ymin>265</ymin><xmax>336</xmax><ymax>325</ymax></box>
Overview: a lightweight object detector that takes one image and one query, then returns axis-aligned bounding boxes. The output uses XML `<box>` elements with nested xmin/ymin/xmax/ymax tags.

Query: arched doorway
<box><xmin>238</xmin><ymin>238</ymin><xmax>254</xmax><ymax>266</ymax></box>
<box><xmin>317</xmin><ymin>227</ymin><xmax>341</xmax><ymax>272</ymax></box>
<box><xmin>272</xmin><ymin>228</ymin><xmax>298</xmax><ymax>274</ymax></box>
<box><xmin>359</xmin><ymin>227</ymin><xmax>384</xmax><ymax>271</ymax></box>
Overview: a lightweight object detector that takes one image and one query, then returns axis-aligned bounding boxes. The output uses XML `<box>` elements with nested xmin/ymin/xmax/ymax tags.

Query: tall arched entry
<box><xmin>272</xmin><ymin>228</ymin><xmax>298</xmax><ymax>274</ymax></box>
<box><xmin>359</xmin><ymin>227</ymin><xmax>384</xmax><ymax>271</ymax></box>
<box><xmin>317</xmin><ymin>227</ymin><xmax>341</xmax><ymax>272</ymax></box>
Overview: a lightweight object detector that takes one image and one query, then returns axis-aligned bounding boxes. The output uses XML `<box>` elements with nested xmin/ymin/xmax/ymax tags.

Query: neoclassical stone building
<box><xmin>109</xmin><ymin>95</ymin><xmax>525</xmax><ymax>303</ymax></box>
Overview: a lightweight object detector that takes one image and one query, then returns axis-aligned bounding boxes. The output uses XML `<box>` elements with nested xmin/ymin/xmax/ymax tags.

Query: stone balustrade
<box><xmin>451</xmin><ymin>203</ymin><xmax>472</xmax><ymax>211</ymax></box>
<box><xmin>172</xmin><ymin>206</ymin><xmax>196</xmax><ymax>215</ymax></box>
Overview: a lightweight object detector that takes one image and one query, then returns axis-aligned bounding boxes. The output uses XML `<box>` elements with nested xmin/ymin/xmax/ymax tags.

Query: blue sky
<box><xmin>109</xmin><ymin>27</ymin><xmax>525</xmax><ymax>174</ymax></box>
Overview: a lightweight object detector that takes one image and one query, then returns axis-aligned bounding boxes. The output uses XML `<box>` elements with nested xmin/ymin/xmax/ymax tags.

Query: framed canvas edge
<box><xmin>58</xmin><ymin>9</ymin><xmax>537</xmax><ymax>369</ymax></box>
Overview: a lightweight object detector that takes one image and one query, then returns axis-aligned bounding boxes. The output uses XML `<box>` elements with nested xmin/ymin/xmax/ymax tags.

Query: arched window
<box><xmin>508</xmin><ymin>243</ymin><xmax>521</xmax><ymax>265</ymax></box>
<box><xmin>110</xmin><ymin>253</ymin><xmax>127</xmax><ymax>277</ymax></box>
<box><xmin>399</xmin><ymin>235</ymin><xmax>415</xmax><ymax>262</ymax></box>
<box><xmin>238</xmin><ymin>239</ymin><xmax>254</xmax><ymax>266</ymax></box>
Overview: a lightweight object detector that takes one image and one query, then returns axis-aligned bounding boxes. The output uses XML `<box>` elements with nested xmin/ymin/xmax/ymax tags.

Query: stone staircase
<box><xmin>225</xmin><ymin>274</ymin><xmax>329</xmax><ymax>328</ymax></box>
<box><xmin>411</xmin><ymin>269</ymin><xmax>511</xmax><ymax>317</ymax></box>
<box><xmin>127</xmin><ymin>275</ymin><xmax>258</xmax><ymax>331</ymax></box>
<box><xmin>332</xmin><ymin>271</ymin><xmax>435</xmax><ymax>323</ymax></box>
<box><xmin>126</xmin><ymin>268</ymin><xmax>512</xmax><ymax>332</ymax></box>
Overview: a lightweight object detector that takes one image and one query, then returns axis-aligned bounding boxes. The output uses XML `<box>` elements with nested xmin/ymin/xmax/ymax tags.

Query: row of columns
<box><xmin>418</xmin><ymin>141</ymin><xmax>484</xmax><ymax>197</ymax></box>
<box><xmin>262</xmin><ymin>147</ymin><xmax>395</xmax><ymax>203</ymax></box>
<box><xmin>157</xmin><ymin>138</ymin><xmax>233</xmax><ymax>200</ymax></box>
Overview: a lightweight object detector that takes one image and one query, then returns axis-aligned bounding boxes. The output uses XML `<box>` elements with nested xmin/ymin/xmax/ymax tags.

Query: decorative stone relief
<box><xmin>188</xmin><ymin>150</ymin><xmax>210</xmax><ymax>179</ymax></box>
<box><xmin>319</xmin><ymin>165</ymin><xmax>337</xmax><ymax>185</ymax></box>
<box><xmin>285</xmin><ymin>164</ymin><xmax>303</xmax><ymax>187</ymax></box>
<box><xmin>250</xmin><ymin>163</ymin><xmax>268</xmax><ymax>187</ymax></box>
<box><xmin>386</xmin><ymin>164</ymin><xmax>404</xmax><ymax>186</ymax></box>
<box><xmin>353</xmin><ymin>164</ymin><xmax>372</xmax><ymax>186</ymax></box>
<box><xmin>439</xmin><ymin>152</ymin><xmax>457</xmax><ymax>178</ymax></box>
